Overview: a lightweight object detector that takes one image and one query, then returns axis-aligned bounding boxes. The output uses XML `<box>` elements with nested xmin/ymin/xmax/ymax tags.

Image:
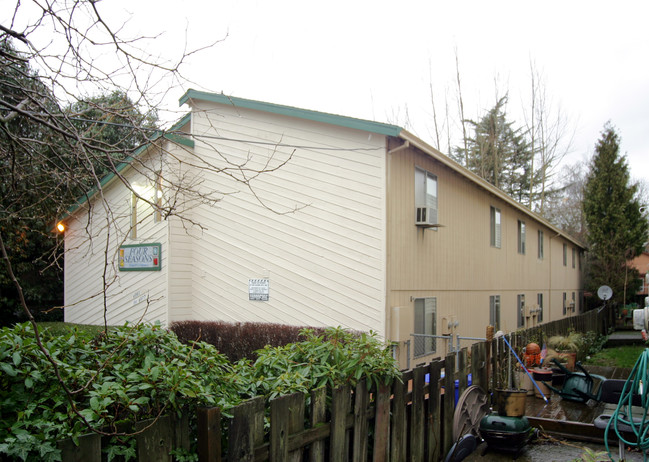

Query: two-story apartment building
<box><xmin>61</xmin><ymin>90</ymin><xmax>585</xmax><ymax>367</ymax></box>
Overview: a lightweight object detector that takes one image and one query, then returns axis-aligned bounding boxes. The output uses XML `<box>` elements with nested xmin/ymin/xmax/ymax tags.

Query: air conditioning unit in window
<box><xmin>416</xmin><ymin>207</ymin><xmax>442</xmax><ymax>228</ymax></box>
<box><xmin>416</xmin><ymin>207</ymin><xmax>430</xmax><ymax>225</ymax></box>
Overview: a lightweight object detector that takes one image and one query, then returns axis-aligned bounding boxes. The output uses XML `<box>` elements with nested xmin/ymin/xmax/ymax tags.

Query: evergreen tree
<box><xmin>453</xmin><ymin>97</ymin><xmax>540</xmax><ymax>205</ymax></box>
<box><xmin>582</xmin><ymin>124</ymin><xmax>648</xmax><ymax>307</ymax></box>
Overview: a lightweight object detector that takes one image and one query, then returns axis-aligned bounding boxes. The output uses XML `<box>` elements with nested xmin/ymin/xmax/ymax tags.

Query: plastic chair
<box><xmin>545</xmin><ymin>359</ymin><xmax>607</xmax><ymax>403</ymax></box>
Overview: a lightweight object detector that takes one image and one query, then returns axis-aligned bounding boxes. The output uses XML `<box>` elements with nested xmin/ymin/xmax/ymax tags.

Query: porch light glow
<box><xmin>56</xmin><ymin>222</ymin><xmax>65</xmax><ymax>233</ymax></box>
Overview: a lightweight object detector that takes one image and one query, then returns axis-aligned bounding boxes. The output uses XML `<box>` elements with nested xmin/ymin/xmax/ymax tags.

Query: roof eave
<box><xmin>179</xmin><ymin>89</ymin><xmax>402</xmax><ymax>137</ymax></box>
<box><xmin>398</xmin><ymin>130</ymin><xmax>586</xmax><ymax>249</ymax></box>
<box><xmin>57</xmin><ymin>114</ymin><xmax>194</xmax><ymax>223</ymax></box>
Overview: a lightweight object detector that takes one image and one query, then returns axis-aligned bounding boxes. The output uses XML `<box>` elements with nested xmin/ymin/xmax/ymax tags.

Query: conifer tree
<box><xmin>582</xmin><ymin>124</ymin><xmax>648</xmax><ymax>307</ymax></box>
<box><xmin>453</xmin><ymin>97</ymin><xmax>540</xmax><ymax>205</ymax></box>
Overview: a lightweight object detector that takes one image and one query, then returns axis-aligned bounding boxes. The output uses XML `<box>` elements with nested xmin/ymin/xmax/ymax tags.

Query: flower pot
<box><xmin>531</xmin><ymin>368</ymin><xmax>553</xmax><ymax>399</ymax></box>
<box><xmin>517</xmin><ymin>370</ymin><xmax>534</xmax><ymax>396</ymax></box>
<box><xmin>494</xmin><ymin>389</ymin><xmax>527</xmax><ymax>417</ymax></box>
<box><xmin>557</xmin><ymin>352</ymin><xmax>576</xmax><ymax>371</ymax></box>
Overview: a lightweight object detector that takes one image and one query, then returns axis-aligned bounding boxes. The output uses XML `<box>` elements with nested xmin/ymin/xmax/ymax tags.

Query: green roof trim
<box><xmin>179</xmin><ymin>90</ymin><xmax>403</xmax><ymax>137</ymax></box>
<box><xmin>58</xmin><ymin>114</ymin><xmax>194</xmax><ymax>221</ymax></box>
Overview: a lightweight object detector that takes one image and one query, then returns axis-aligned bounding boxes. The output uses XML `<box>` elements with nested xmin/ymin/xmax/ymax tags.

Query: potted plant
<box><xmin>547</xmin><ymin>332</ymin><xmax>582</xmax><ymax>371</ymax></box>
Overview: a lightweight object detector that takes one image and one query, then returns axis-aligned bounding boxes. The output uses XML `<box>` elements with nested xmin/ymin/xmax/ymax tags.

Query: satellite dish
<box><xmin>597</xmin><ymin>285</ymin><xmax>613</xmax><ymax>301</ymax></box>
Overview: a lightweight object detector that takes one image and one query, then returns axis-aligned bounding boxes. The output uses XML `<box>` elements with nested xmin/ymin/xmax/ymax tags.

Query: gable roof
<box><xmin>57</xmin><ymin>113</ymin><xmax>194</xmax><ymax>224</ymax></box>
<box><xmin>180</xmin><ymin>90</ymin><xmax>585</xmax><ymax>249</ymax></box>
<box><xmin>179</xmin><ymin>89</ymin><xmax>403</xmax><ymax>137</ymax></box>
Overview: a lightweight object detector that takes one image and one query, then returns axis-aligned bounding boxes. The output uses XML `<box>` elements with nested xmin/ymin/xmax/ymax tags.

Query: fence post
<box><xmin>390</xmin><ymin>370</ymin><xmax>409</xmax><ymax>462</ymax></box>
<box><xmin>172</xmin><ymin>409</ymin><xmax>190</xmax><ymax>452</ymax></box>
<box><xmin>58</xmin><ymin>433</ymin><xmax>101</xmax><ymax>462</ymax></box>
<box><xmin>373</xmin><ymin>382</ymin><xmax>391</xmax><ymax>462</ymax></box>
<box><xmin>228</xmin><ymin>396</ymin><xmax>264</xmax><ymax>462</ymax></box>
<box><xmin>136</xmin><ymin>415</ymin><xmax>173</xmax><ymax>462</ymax></box>
<box><xmin>330</xmin><ymin>384</ymin><xmax>352</xmax><ymax>462</ymax></box>
<box><xmin>457</xmin><ymin>348</ymin><xmax>468</xmax><ymax>398</ymax></box>
<box><xmin>410</xmin><ymin>365</ymin><xmax>427</xmax><ymax>462</ymax></box>
<box><xmin>352</xmin><ymin>379</ymin><xmax>370</xmax><ymax>461</ymax></box>
<box><xmin>270</xmin><ymin>392</ymin><xmax>304</xmax><ymax>462</ymax></box>
<box><xmin>198</xmin><ymin>406</ymin><xmax>221</xmax><ymax>462</ymax></box>
<box><xmin>427</xmin><ymin>360</ymin><xmax>443</xmax><ymax>462</ymax></box>
<box><xmin>442</xmin><ymin>352</ymin><xmax>456</xmax><ymax>457</ymax></box>
<box><xmin>471</xmin><ymin>342</ymin><xmax>488</xmax><ymax>392</ymax></box>
<box><xmin>309</xmin><ymin>387</ymin><xmax>327</xmax><ymax>462</ymax></box>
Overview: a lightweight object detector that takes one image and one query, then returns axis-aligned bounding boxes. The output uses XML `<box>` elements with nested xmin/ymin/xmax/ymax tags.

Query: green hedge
<box><xmin>0</xmin><ymin>322</ymin><xmax>399</xmax><ymax>461</ymax></box>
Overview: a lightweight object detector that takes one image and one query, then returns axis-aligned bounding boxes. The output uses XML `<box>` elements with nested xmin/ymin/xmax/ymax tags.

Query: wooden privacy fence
<box><xmin>513</xmin><ymin>303</ymin><xmax>611</xmax><ymax>347</ymax></box>
<box><xmin>58</xmin><ymin>412</ymin><xmax>190</xmax><ymax>462</ymax></box>
<box><xmin>195</xmin><ymin>343</ymin><xmax>489</xmax><ymax>462</ymax></box>
<box><xmin>58</xmin><ymin>306</ymin><xmax>611</xmax><ymax>461</ymax></box>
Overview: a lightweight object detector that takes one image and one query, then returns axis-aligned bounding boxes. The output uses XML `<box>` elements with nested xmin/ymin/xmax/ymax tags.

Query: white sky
<box><xmin>5</xmin><ymin>0</ymin><xmax>649</xmax><ymax>184</ymax></box>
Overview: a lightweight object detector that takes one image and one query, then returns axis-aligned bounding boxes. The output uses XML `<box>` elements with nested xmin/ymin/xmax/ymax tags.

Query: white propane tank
<box><xmin>633</xmin><ymin>307</ymin><xmax>649</xmax><ymax>331</ymax></box>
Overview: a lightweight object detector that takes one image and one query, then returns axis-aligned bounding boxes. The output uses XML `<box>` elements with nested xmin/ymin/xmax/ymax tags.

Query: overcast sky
<box><xmin>7</xmin><ymin>0</ymin><xmax>649</xmax><ymax>184</ymax></box>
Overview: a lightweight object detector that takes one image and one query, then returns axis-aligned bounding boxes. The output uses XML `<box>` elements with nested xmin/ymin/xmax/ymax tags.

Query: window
<box><xmin>130</xmin><ymin>193</ymin><xmax>138</xmax><ymax>239</ymax></box>
<box><xmin>563</xmin><ymin>244</ymin><xmax>567</xmax><ymax>266</ymax></box>
<box><xmin>572</xmin><ymin>247</ymin><xmax>576</xmax><ymax>268</ymax></box>
<box><xmin>414</xmin><ymin>297</ymin><xmax>437</xmax><ymax>356</ymax></box>
<box><xmin>490</xmin><ymin>207</ymin><xmax>501</xmax><ymax>248</ymax></box>
<box><xmin>517</xmin><ymin>294</ymin><xmax>525</xmax><ymax>328</ymax></box>
<box><xmin>489</xmin><ymin>295</ymin><xmax>501</xmax><ymax>330</ymax></box>
<box><xmin>563</xmin><ymin>292</ymin><xmax>567</xmax><ymax>315</ymax></box>
<box><xmin>537</xmin><ymin>230</ymin><xmax>544</xmax><ymax>260</ymax></box>
<box><xmin>537</xmin><ymin>293</ymin><xmax>544</xmax><ymax>322</ymax></box>
<box><xmin>572</xmin><ymin>292</ymin><xmax>576</xmax><ymax>312</ymax></box>
<box><xmin>154</xmin><ymin>172</ymin><xmax>163</xmax><ymax>223</ymax></box>
<box><xmin>517</xmin><ymin>220</ymin><xmax>526</xmax><ymax>254</ymax></box>
<box><xmin>415</xmin><ymin>168</ymin><xmax>438</xmax><ymax>225</ymax></box>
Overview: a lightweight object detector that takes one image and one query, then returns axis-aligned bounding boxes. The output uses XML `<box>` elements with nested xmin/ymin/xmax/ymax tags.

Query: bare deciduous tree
<box><xmin>0</xmin><ymin>0</ymin><xmax>299</xmax><ymax>440</ymax></box>
<box><xmin>523</xmin><ymin>61</ymin><xmax>574</xmax><ymax>213</ymax></box>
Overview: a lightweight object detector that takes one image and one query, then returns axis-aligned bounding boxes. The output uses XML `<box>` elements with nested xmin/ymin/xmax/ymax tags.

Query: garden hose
<box><xmin>604</xmin><ymin>348</ymin><xmax>649</xmax><ymax>460</ymax></box>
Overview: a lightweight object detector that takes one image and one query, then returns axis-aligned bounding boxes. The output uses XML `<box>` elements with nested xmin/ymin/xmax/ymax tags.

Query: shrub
<box><xmin>170</xmin><ymin>320</ymin><xmax>328</xmax><ymax>362</ymax></box>
<box><xmin>0</xmin><ymin>322</ymin><xmax>245</xmax><ymax>461</ymax></box>
<box><xmin>242</xmin><ymin>326</ymin><xmax>401</xmax><ymax>400</ymax></box>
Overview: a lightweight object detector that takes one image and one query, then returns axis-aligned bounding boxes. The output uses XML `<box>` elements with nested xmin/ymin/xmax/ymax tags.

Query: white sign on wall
<box><xmin>119</xmin><ymin>243</ymin><xmax>161</xmax><ymax>271</ymax></box>
<box><xmin>249</xmin><ymin>278</ymin><xmax>270</xmax><ymax>301</ymax></box>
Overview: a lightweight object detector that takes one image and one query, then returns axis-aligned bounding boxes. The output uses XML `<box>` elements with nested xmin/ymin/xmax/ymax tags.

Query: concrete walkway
<box><xmin>607</xmin><ymin>329</ymin><xmax>644</xmax><ymax>346</ymax></box>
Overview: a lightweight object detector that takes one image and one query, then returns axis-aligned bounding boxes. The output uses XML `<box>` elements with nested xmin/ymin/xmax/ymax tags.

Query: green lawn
<box><xmin>582</xmin><ymin>344</ymin><xmax>648</xmax><ymax>369</ymax></box>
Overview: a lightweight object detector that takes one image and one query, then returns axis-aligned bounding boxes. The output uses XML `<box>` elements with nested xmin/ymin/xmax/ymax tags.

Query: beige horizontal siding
<box><xmin>183</xmin><ymin>101</ymin><xmax>387</xmax><ymax>333</ymax></box>
<box><xmin>64</xmin><ymin>147</ymin><xmax>171</xmax><ymax>326</ymax></box>
<box><xmin>386</xmin><ymin>142</ymin><xmax>583</xmax><ymax>364</ymax></box>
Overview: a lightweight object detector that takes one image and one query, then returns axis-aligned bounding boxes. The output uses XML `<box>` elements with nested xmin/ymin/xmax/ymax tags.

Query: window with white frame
<box><xmin>489</xmin><ymin>295</ymin><xmax>501</xmax><ymax>330</ymax></box>
<box><xmin>490</xmin><ymin>207</ymin><xmax>501</xmax><ymax>248</ymax></box>
<box><xmin>517</xmin><ymin>220</ymin><xmax>526</xmax><ymax>254</ymax></box>
<box><xmin>414</xmin><ymin>297</ymin><xmax>437</xmax><ymax>356</ymax></box>
<box><xmin>415</xmin><ymin>168</ymin><xmax>438</xmax><ymax>226</ymax></box>
<box><xmin>538</xmin><ymin>230</ymin><xmax>544</xmax><ymax>260</ymax></box>
<box><xmin>563</xmin><ymin>292</ymin><xmax>567</xmax><ymax>315</ymax></box>
<box><xmin>517</xmin><ymin>294</ymin><xmax>525</xmax><ymax>327</ymax></box>
<box><xmin>563</xmin><ymin>244</ymin><xmax>568</xmax><ymax>266</ymax></box>
<box><xmin>537</xmin><ymin>293</ymin><xmax>544</xmax><ymax>322</ymax></box>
